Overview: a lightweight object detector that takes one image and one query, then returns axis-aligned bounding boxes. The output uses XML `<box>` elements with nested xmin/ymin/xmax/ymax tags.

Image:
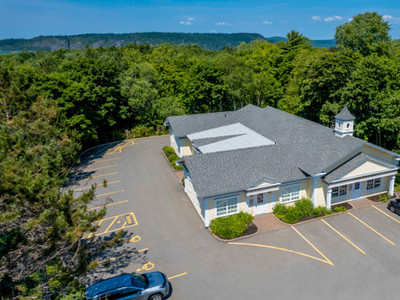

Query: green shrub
<box><xmin>210</xmin><ymin>212</ymin><xmax>254</xmax><ymax>239</ymax></box>
<box><xmin>168</xmin><ymin>154</ymin><xmax>179</xmax><ymax>163</ymax></box>
<box><xmin>311</xmin><ymin>206</ymin><xmax>332</xmax><ymax>217</ymax></box>
<box><xmin>162</xmin><ymin>146</ymin><xmax>175</xmax><ymax>156</ymax></box>
<box><xmin>173</xmin><ymin>163</ymin><xmax>183</xmax><ymax>170</ymax></box>
<box><xmin>334</xmin><ymin>206</ymin><xmax>347</xmax><ymax>212</ymax></box>
<box><xmin>295</xmin><ymin>198</ymin><xmax>314</xmax><ymax>218</ymax></box>
<box><xmin>311</xmin><ymin>207</ymin><xmax>324</xmax><ymax>217</ymax></box>
<box><xmin>379</xmin><ymin>193</ymin><xmax>390</xmax><ymax>202</ymax></box>
<box><xmin>273</xmin><ymin>203</ymin><xmax>287</xmax><ymax>219</ymax></box>
<box><xmin>282</xmin><ymin>206</ymin><xmax>302</xmax><ymax>224</ymax></box>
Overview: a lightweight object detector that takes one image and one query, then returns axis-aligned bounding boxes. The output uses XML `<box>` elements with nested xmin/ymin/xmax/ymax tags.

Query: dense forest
<box><xmin>1</xmin><ymin>11</ymin><xmax>400</xmax><ymax>298</ymax></box>
<box><xmin>0</xmin><ymin>32</ymin><xmax>337</xmax><ymax>52</ymax></box>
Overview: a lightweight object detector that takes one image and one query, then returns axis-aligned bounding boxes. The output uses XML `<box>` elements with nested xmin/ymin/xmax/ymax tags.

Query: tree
<box><xmin>297</xmin><ymin>49</ymin><xmax>355</xmax><ymax>123</ymax></box>
<box><xmin>0</xmin><ymin>98</ymin><xmax>114</xmax><ymax>298</ymax></box>
<box><xmin>335</xmin><ymin>12</ymin><xmax>392</xmax><ymax>57</ymax></box>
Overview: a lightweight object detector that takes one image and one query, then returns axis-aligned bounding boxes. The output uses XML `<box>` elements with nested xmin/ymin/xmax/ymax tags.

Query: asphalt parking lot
<box><xmin>67</xmin><ymin>136</ymin><xmax>400</xmax><ymax>300</ymax></box>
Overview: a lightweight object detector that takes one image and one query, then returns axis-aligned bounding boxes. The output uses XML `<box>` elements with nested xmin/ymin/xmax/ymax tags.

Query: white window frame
<box><xmin>332</xmin><ymin>184</ymin><xmax>348</xmax><ymax>198</ymax></box>
<box><xmin>280</xmin><ymin>184</ymin><xmax>301</xmax><ymax>203</ymax></box>
<box><xmin>366</xmin><ymin>178</ymin><xmax>381</xmax><ymax>191</ymax></box>
<box><xmin>215</xmin><ymin>196</ymin><xmax>239</xmax><ymax>217</ymax></box>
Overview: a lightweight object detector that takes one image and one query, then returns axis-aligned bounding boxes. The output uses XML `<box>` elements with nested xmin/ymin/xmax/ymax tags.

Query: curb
<box><xmin>209</xmin><ymin>222</ymin><xmax>261</xmax><ymax>243</ymax></box>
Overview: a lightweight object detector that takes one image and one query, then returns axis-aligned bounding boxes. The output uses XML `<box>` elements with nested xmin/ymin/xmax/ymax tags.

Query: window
<box><xmin>354</xmin><ymin>182</ymin><xmax>360</xmax><ymax>190</ymax></box>
<box><xmin>346</xmin><ymin>123</ymin><xmax>350</xmax><ymax>128</ymax></box>
<box><xmin>332</xmin><ymin>185</ymin><xmax>347</xmax><ymax>198</ymax></box>
<box><xmin>257</xmin><ymin>194</ymin><xmax>264</xmax><ymax>204</ymax></box>
<box><xmin>366</xmin><ymin>178</ymin><xmax>381</xmax><ymax>190</ymax></box>
<box><xmin>215</xmin><ymin>197</ymin><xmax>238</xmax><ymax>217</ymax></box>
<box><xmin>281</xmin><ymin>185</ymin><xmax>300</xmax><ymax>203</ymax></box>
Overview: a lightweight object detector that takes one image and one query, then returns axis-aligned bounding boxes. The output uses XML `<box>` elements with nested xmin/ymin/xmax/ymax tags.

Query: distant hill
<box><xmin>0</xmin><ymin>32</ymin><xmax>336</xmax><ymax>52</ymax></box>
<box><xmin>0</xmin><ymin>32</ymin><xmax>266</xmax><ymax>52</ymax></box>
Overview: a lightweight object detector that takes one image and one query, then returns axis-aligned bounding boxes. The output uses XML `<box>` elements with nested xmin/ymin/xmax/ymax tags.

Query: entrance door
<box><xmin>352</xmin><ymin>182</ymin><xmax>362</xmax><ymax>199</ymax></box>
<box><xmin>254</xmin><ymin>193</ymin><xmax>267</xmax><ymax>215</ymax></box>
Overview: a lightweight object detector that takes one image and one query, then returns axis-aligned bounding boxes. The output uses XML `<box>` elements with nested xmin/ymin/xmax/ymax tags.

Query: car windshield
<box><xmin>131</xmin><ymin>274</ymin><xmax>148</xmax><ymax>288</ymax></box>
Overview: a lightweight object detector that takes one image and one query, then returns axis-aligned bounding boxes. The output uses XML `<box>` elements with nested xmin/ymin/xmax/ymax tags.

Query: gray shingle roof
<box><xmin>184</xmin><ymin>144</ymin><xmax>308</xmax><ymax>198</ymax></box>
<box><xmin>168</xmin><ymin>105</ymin><xmax>399</xmax><ymax>198</ymax></box>
<box><xmin>324</xmin><ymin>153</ymin><xmax>369</xmax><ymax>183</ymax></box>
<box><xmin>335</xmin><ymin>105</ymin><xmax>355</xmax><ymax>120</ymax></box>
<box><xmin>324</xmin><ymin>152</ymin><xmax>398</xmax><ymax>183</ymax></box>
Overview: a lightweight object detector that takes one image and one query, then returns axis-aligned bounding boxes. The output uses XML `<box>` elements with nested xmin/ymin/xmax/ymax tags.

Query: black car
<box><xmin>388</xmin><ymin>199</ymin><xmax>400</xmax><ymax>215</ymax></box>
<box><xmin>85</xmin><ymin>272</ymin><xmax>171</xmax><ymax>300</ymax></box>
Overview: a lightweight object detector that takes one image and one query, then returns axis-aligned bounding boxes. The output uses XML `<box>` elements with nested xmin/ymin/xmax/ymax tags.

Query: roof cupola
<box><xmin>334</xmin><ymin>105</ymin><xmax>355</xmax><ymax>137</ymax></box>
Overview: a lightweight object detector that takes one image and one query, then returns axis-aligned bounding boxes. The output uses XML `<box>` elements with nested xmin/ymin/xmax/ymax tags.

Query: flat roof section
<box><xmin>187</xmin><ymin>123</ymin><xmax>275</xmax><ymax>153</ymax></box>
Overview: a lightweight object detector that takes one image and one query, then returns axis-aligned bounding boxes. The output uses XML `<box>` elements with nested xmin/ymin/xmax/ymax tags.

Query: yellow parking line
<box><xmin>292</xmin><ymin>226</ymin><xmax>334</xmax><ymax>265</ymax></box>
<box><xmin>104</xmin><ymin>217</ymin><xmax>118</xmax><ymax>233</ymax></box>
<box><xmin>72</xmin><ymin>180</ymin><xmax>121</xmax><ymax>191</ymax></box>
<box><xmin>321</xmin><ymin>219</ymin><xmax>365</xmax><ymax>254</ymax></box>
<box><xmin>168</xmin><ymin>272</ymin><xmax>187</xmax><ymax>280</ymax></box>
<box><xmin>92</xmin><ymin>158</ymin><xmax>120</xmax><ymax>163</ymax></box>
<box><xmin>90</xmin><ymin>172</ymin><xmax>118</xmax><ymax>179</ymax></box>
<box><xmin>98</xmin><ymin>248</ymin><xmax>148</xmax><ymax>264</ymax></box>
<box><xmin>96</xmin><ymin>190</ymin><xmax>125</xmax><ymax>197</ymax></box>
<box><xmin>348</xmin><ymin>212</ymin><xmax>395</xmax><ymax>245</ymax></box>
<box><xmin>229</xmin><ymin>242</ymin><xmax>333</xmax><ymax>265</ymax></box>
<box><xmin>88</xmin><ymin>200</ymin><xmax>129</xmax><ymax>211</ymax></box>
<box><xmin>86</xmin><ymin>164</ymin><xmax>118</xmax><ymax>172</ymax></box>
<box><xmin>372</xmin><ymin>205</ymin><xmax>400</xmax><ymax>225</ymax></box>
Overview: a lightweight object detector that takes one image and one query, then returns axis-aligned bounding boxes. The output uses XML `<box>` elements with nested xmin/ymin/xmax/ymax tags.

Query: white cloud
<box><xmin>262</xmin><ymin>20</ymin><xmax>272</xmax><ymax>24</ymax></box>
<box><xmin>383</xmin><ymin>15</ymin><xmax>400</xmax><ymax>24</ymax></box>
<box><xmin>324</xmin><ymin>15</ymin><xmax>343</xmax><ymax>22</ymax></box>
<box><xmin>188</xmin><ymin>17</ymin><xmax>194</xmax><ymax>21</ymax></box>
<box><xmin>179</xmin><ymin>21</ymin><xmax>192</xmax><ymax>25</ymax></box>
<box><xmin>215</xmin><ymin>22</ymin><xmax>226</xmax><ymax>26</ymax></box>
<box><xmin>348</xmin><ymin>18</ymin><xmax>353</xmax><ymax>21</ymax></box>
<box><xmin>312</xmin><ymin>16</ymin><xmax>321</xmax><ymax>21</ymax></box>
<box><xmin>211</xmin><ymin>30</ymin><xmax>217</xmax><ymax>33</ymax></box>
<box><xmin>383</xmin><ymin>15</ymin><xmax>393</xmax><ymax>21</ymax></box>
<box><xmin>179</xmin><ymin>21</ymin><xmax>185</xmax><ymax>25</ymax></box>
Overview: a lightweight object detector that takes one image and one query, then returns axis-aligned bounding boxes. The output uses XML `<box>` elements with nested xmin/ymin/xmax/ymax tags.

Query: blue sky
<box><xmin>1</xmin><ymin>0</ymin><xmax>400</xmax><ymax>40</ymax></box>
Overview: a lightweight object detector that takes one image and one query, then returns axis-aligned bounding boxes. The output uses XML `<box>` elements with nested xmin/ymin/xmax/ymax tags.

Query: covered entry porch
<box><xmin>325</xmin><ymin>172</ymin><xmax>397</xmax><ymax>209</ymax></box>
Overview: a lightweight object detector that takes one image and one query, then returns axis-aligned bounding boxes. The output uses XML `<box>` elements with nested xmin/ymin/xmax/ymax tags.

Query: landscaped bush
<box><xmin>273</xmin><ymin>203</ymin><xmax>287</xmax><ymax>218</ymax></box>
<box><xmin>311</xmin><ymin>206</ymin><xmax>332</xmax><ymax>217</ymax></box>
<box><xmin>168</xmin><ymin>154</ymin><xmax>179</xmax><ymax>163</ymax></box>
<box><xmin>274</xmin><ymin>198</ymin><xmax>335</xmax><ymax>223</ymax></box>
<box><xmin>334</xmin><ymin>206</ymin><xmax>347</xmax><ymax>212</ymax></box>
<box><xmin>172</xmin><ymin>162</ymin><xmax>183</xmax><ymax>170</ymax></box>
<box><xmin>210</xmin><ymin>212</ymin><xmax>254</xmax><ymax>239</ymax></box>
<box><xmin>295</xmin><ymin>198</ymin><xmax>314</xmax><ymax>218</ymax></box>
<box><xmin>282</xmin><ymin>206</ymin><xmax>303</xmax><ymax>224</ymax></box>
<box><xmin>162</xmin><ymin>146</ymin><xmax>183</xmax><ymax>170</ymax></box>
<box><xmin>379</xmin><ymin>193</ymin><xmax>390</xmax><ymax>202</ymax></box>
<box><xmin>162</xmin><ymin>146</ymin><xmax>175</xmax><ymax>156</ymax></box>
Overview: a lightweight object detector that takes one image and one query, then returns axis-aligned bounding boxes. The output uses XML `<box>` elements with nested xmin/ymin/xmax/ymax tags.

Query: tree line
<box><xmin>1</xmin><ymin>11</ymin><xmax>400</xmax><ymax>298</ymax></box>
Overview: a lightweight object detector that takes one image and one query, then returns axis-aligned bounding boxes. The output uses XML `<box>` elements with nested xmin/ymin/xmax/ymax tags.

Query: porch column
<box><xmin>312</xmin><ymin>177</ymin><xmax>318</xmax><ymax>208</ymax></box>
<box><xmin>326</xmin><ymin>187</ymin><xmax>332</xmax><ymax>210</ymax></box>
<box><xmin>389</xmin><ymin>175</ymin><xmax>396</xmax><ymax>196</ymax></box>
<box><xmin>246</xmin><ymin>196</ymin><xmax>250</xmax><ymax>213</ymax></box>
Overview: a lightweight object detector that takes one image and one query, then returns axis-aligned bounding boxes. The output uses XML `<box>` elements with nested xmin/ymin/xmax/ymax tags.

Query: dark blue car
<box><xmin>85</xmin><ymin>272</ymin><xmax>171</xmax><ymax>300</ymax></box>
